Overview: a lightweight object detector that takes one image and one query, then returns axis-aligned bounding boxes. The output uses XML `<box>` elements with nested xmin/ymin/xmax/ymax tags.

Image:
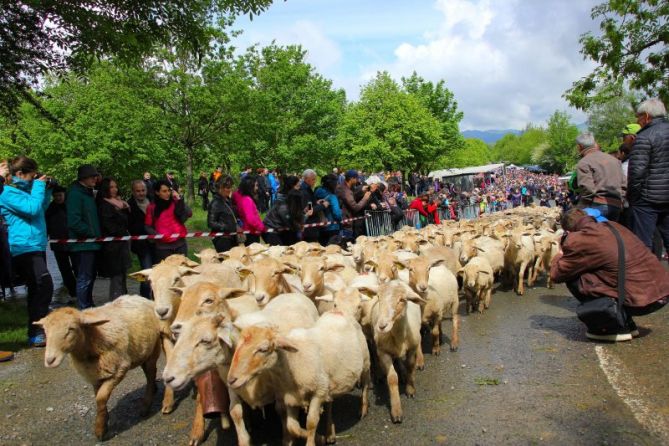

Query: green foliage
<box><xmin>565</xmin><ymin>0</ymin><xmax>669</xmax><ymax>110</ymax></box>
<box><xmin>491</xmin><ymin>125</ymin><xmax>547</xmax><ymax>166</ymax></box>
<box><xmin>586</xmin><ymin>93</ymin><xmax>638</xmax><ymax>152</ymax></box>
<box><xmin>0</xmin><ymin>0</ymin><xmax>275</xmax><ymax>117</ymax></box>
<box><xmin>449</xmin><ymin>138</ymin><xmax>492</xmax><ymax>168</ymax></box>
<box><xmin>337</xmin><ymin>72</ymin><xmax>444</xmax><ymax>172</ymax></box>
<box><xmin>540</xmin><ymin>111</ymin><xmax>580</xmax><ymax>173</ymax></box>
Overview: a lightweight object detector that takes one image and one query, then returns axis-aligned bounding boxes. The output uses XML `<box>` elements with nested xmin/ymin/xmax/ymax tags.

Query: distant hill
<box><xmin>462</xmin><ymin>122</ymin><xmax>587</xmax><ymax>144</ymax></box>
<box><xmin>461</xmin><ymin>129</ymin><xmax>522</xmax><ymax>144</ymax></box>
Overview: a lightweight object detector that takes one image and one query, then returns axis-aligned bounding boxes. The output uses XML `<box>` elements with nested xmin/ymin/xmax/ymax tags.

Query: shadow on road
<box><xmin>528</xmin><ymin>314</ymin><xmax>588</xmax><ymax>343</ymax></box>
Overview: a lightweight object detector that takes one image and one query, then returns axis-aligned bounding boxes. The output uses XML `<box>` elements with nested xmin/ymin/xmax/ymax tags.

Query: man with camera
<box><xmin>550</xmin><ymin>208</ymin><xmax>669</xmax><ymax>342</ymax></box>
<box><xmin>336</xmin><ymin>169</ymin><xmax>376</xmax><ymax>239</ymax></box>
<box><xmin>0</xmin><ymin>156</ymin><xmax>54</xmax><ymax>347</ymax></box>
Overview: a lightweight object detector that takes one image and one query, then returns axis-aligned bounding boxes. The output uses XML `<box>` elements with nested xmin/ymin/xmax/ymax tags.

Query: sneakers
<box><xmin>0</xmin><ymin>351</ymin><xmax>14</xmax><ymax>362</ymax></box>
<box><xmin>585</xmin><ymin>331</ymin><xmax>632</xmax><ymax>342</ymax></box>
<box><xmin>28</xmin><ymin>333</ymin><xmax>47</xmax><ymax>348</ymax></box>
<box><xmin>627</xmin><ymin>320</ymin><xmax>640</xmax><ymax>338</ymax></box>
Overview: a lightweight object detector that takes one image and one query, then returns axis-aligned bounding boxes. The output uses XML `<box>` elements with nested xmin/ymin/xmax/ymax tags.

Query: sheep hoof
<box><xmin>416</xmin><ymin>363</ymin><xmax>425</xmax><ymax>371</ymax></box>
<box><xmin>161</xmin><ymin>404</ymin><xmax>174</xmax><ymax>414</ymax></box>
<box><xmin>450</xmin><ymin>345</ymin><xmax>458</xmax><ymax>352</ymax></box>
<box><xmin>188</xmin><ymin>439</ymin><xmax>201</xmax><ymax>446</ymax></box>
<box><xmin>391</xmin><ymin>415</ymin><xmax>403</xmax><ymax>424</ymax></box>
<box><xmin>432</xmin><ymin>348</ymin><xmax>440</xmax><ymax>356</ymax></box>
<box><xmin>326</xmin><ymin>434</ymin><xmax>337</xmax><ymax>444</ymax></box>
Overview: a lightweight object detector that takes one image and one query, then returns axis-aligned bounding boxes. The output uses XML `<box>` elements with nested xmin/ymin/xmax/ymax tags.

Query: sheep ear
<box><xmin>475</xmin><ymin>246</ymin><xmax>486</xmax><ymax>253</ymax></box>
<box><xmin>429</xmin><ymin>258</ymin><xmax>445</xmax><ymax>268</ymax></box>
<box><xmin>275</xmin><ymin>336</ymin><xmax>299</xmax><ymax>353</ymax></box>
<box><xmin>341</xmin><ymin>249</ymin><xmax>352</xmax><ymax>256</ymax></box>
<box><xmin>393</xmin><ymin>259</ymin><xmax>408</xmax><ymax>270</ymax></box>
<box><xmin>178</xmin><ymin>266</ymin><xmax>199</xmax><ymax>276</ymax></box>
<box><xmin>402</xmin><ymin>283</ymin><xmax>427</xmax><ymax>304</ymax></box>
<box><xmin>220</xmin><ymin>288</ymin><xmax>248</xmax><ymax>299</ymax></box>
<box><xmin>193</xmin><ymin>252</ymin><xmax>202</xmax><ymax>259</ymax></box>
<box><xmin>478</xmin><ymin>270</ymin><xmax>490</xmax><ymax>276</ymax></box>
<box><xmin>363</xmin><ymin>260</ymin><xmax>377</xmax><ymax>269</ymax></box>
<box><xmin>33</xmin><ymin>317</ymin><xmax>46</xmax><ymax>326</ymax></box>
<box><xmin>315</xmin><ymin>293</ymin><xmax>334</xmax><ymax>302</ymax></box>
<box><xmin>217</xmin><ymin>322</ymin><xmax>238</xmax><ymax>349</ymax></box>
<box><xmin>325</xmin><ymin>262</ymin><xmax>345</xmax><ymax>272</ymax></box>
<box><xmin>356</xmin><ymin>285</ymin><xmax>378</xmax><ymax>297</ymax></box>
<box><xmin>237</xmin><ymin>267</ymin><xmax>253</xmax><ymax>280</ymax></box>
<box><xmin>282</xmin><ymin>262</ymin><xmax>300</xmax><ymax>273</ymax></box>
<box><xmin>79</xmin><ymin>314</ymin><xmax>110</xmax><ymax>326</ymax></box>
<box><xmin>129</xmin><ymin>269</ymin><xmax>152</xmax><ymax>282</ymax></box>
<box><xmin>169</xmin><ymin>287</ymin><xmax>185</xmax><ymax>296</ymax></box>
<box><xmin>184</xmin><ymin>259</ymin><xmax>200</xmax><ymax>268</ymax></box>
<box><xmin>457</xmin><ymin>268</ymin><xmax>465</xmax><ymax>278</ymax></box>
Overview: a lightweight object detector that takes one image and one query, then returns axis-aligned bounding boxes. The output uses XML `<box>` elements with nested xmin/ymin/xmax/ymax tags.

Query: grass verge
<box><xmin>0</xmin><ymin>300</ymin><xmax>28</xmax><ymax>351</ymax></box>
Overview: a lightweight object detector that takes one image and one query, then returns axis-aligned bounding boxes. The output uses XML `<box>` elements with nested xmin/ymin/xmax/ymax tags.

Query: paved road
<box><xmin>1</xmin><ymin>278</ymin><xmax>668</xmax><ymax>445</ymax></box>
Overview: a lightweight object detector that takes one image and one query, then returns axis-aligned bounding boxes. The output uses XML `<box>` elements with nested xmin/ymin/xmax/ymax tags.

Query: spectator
<box><xmin>0</xmin><ymin>156</ymin><xmax>53</xmax><ymax>347</ymax></box>
<box><xmin>207</xmin><ymin>174</ymin><xmax>239</xmax><ymax>253</ymax></box>
<box><xmin>45</xmin><ymin>185</ymin><xmax>76</xmax><ymax>303</ymax></box>
<box><xmin>128</xmin><ymin>179</ymin><xmax>154</xmax><ymax>299</ymax></box>
<box><xmin>264</xmin><ymin>176</ymin><xmax>304</xmax><ymax>246</ymax></box>
<box><xmin>145</xmin><ymin>180</ymin><xmax>191</xmax><ymax>262</ymax></box>
<box><xmin>0</xmin><ymin>168</ymin><xmax>15</xmax><ymax>300</ymax></box>
<box><xmin>315</xmin><ymin>173</ymin><xmax>342</xmax><ymax>246</ymax></box>
<box><xmin>198</xmin><ymin>171</ymin><xmax>209</xmax><ymax>211</ymax></box>
<box><xmin>300</xmin><ymin>169</ymin><xmax>329</xmax><ymax>243</ymax></box>
<box><xmin>209</xmin><ymin>166</ymin><xmax>223</xmax><ymax>193</ymax></box>
<box><xmin>336</xmin><ymin>169</ymin><xmax>374</xmax><ymax>239</ymax></box>
<box><xmin>97</xmin><ymin>177</ymin><xmax>131</xmax><ymax>299</ymax></box>
<box><xmin>574</xmin><ymin>132</ymin><xmax>624</xmax><ymax>221</ymax></box>
<box><xmin>143</xmin><ymin>172</ymin><xmax>155</xmax><ymax>201</ymax></box>
<box><xmin>617</xmin><ymin>123</ymin><xmax>641</xmax><ymax>229</ymax></box>
<box><xmin>550</xmin><ymin>208</ymin><xmax>669</xmax><ymax>342</ymax></box>
<box><xmin>67</xmin><ymin>164</ymin><xmax>102</xmax><ymax>310</ymax></box>
<box><xmin>409</xmin><ymin>195</ymin><xmax>430</xmax><ymax>227</ymax></box>
<box><xmin>165</xmin><ymin>170</ymin><xmax>179</xmax><ymax>193</ymax></box>
<box><xmin>627</xmin><ymin>98</ymin><xmax>669</xmax><ymax>253</ymax></box>
<box><xmin>232</xmin><ymin>175</ymin><xmax>265</xmax><ymax>246</ymax></box>
<box><xmin>267</xmin><ymin>168</ymin><xmax>279</xmax><ymax>205</ymax></box>
<box><xmin>256</xmin><ymin>168</ymin><xmax>270</xmax><ymax>213</ymax></box>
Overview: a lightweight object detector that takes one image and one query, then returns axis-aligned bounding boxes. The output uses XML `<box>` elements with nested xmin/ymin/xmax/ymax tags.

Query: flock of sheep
<box><xmin>35</xmin><ymin>205</ymin><xmax>563</xmax><ymax>445</ymax></box>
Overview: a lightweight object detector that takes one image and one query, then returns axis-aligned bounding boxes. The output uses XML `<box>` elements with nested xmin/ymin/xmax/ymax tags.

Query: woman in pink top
<box><xmin>232</xmin><ymin>175</ymin><xmax>265</xmax><ymax>245</ymax></box>
<box><xmin>145</xmin><ymin>180</ymin><xmax>192</xmax><ymax>262</ymax></box>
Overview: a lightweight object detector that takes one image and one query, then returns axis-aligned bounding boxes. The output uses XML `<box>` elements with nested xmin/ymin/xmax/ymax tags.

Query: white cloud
<box><xmin>368</xmin><ymin>0</ymin><xmax>599</xmax><ymax>130</ymax></box>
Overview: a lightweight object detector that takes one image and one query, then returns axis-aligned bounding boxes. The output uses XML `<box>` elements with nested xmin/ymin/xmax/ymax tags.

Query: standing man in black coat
<box><xmin>128</xmin><ymin>180</ymin><xmax>154</xmax><ymax>298</ymax></box>
<box><xmin>300</xmin><ymin>169</ymin><xmax>329</xmax><ymax>243</ymax></box>
<box><xmin>628</xmin><ymin>98</ymin><xmax>669</xmax><ymax>253</ymax></box>
<box><xmin>45</xmin><ymin>186</ymin><xmax>77</xmax><ymax>302</ymax></box>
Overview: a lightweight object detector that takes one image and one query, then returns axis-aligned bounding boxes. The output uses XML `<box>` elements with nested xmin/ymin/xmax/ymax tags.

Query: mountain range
<box><xmin>462</xmin><ymin>122</ymin><xmax>588</xmax><ymax>144</ymax></box>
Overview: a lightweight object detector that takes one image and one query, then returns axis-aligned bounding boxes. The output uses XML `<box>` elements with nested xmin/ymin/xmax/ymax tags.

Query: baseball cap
<box><xmin>345</xmin><ymin>169</ymin><xmax>359</xmax><ymax>179</ymax></box>
<box><xmin>621</xmin><ymin>123</ymin><xmax>641</xmax><ymax>136</ymax></box>
<box><xmin>77</xmin><ymin>164</ymin><xmax>99</xmax><ymax>180</ymax></box>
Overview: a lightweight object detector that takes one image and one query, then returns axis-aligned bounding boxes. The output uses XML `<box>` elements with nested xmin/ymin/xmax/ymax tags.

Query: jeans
<box><xmin>213</xmin><ymin>236</ymin><xmax>237</xmax><ymax>253</ymax></box>
<box><xmin>13</xmin><ymin>252</ymin><xmax>53</xmax><ymax>337</ymax></box>
<box><xmin>74</xmin><ymin>251</ymin><xmax>97</xmax><ymax>309</ymax></box>
<box><xmin>136</xmin><ymin>249</ymin><xmax>154</xmax><ymax>298</ymax></box>
<box><xmin>53</xmin><ymin>250</ymin><xmax>77</xmax><ymax>297</ymax></box>
<box><xmin>109</xmin><ymin>274</ymin><xmax>127</xmax><ymax>300</ymax></box>
<box><xmin>588</xmin><ymin>203</ymin><xmax>621</xmax><ymax>222</ymax></box>
<box><xmin>630</xmin><ymin>203</ymin><xmax>669</xmax><ymax>254</ymax></box>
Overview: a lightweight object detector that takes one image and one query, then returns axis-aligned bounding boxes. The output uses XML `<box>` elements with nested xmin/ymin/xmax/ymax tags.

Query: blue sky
<box><xmin>233</xmin><ymin>0</ymin><xmax>601</xmax><ymax>131</ymax></box>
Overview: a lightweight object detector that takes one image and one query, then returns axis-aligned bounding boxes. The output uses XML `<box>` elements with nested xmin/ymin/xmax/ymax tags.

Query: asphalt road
<box><xmin>1</xmin><ymin>277</ymin><xmax>668</xmax><ymax>445</ymax></box>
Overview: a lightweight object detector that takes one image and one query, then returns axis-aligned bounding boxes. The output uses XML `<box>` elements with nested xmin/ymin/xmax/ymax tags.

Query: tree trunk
<box><xmin>186</xmin><ymin>146</ymin><xmax>195</xmax><ymax>205</ymax></box>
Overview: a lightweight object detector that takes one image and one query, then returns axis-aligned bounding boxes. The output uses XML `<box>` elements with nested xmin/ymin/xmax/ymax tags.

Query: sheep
<box><xmin>459</xmin><ymin>235</ymin><xmax>505</xmax><ymax>276</ymax></box>
<box><xmin>238</xmin><ymin>257</ymin><xmax>302</xmax><ymax>305</ymax></box>
<box><xmin>164</xmin><ymin>292</ymin><xmax>320</xmax><ymax>446</ymax></box>
<box><xmin>458</xmin><ymin>256</ymin><xmax>494</xmax><ymax>313</ymax></box>
<box><xmin>161</xmin><ymin>254</ymin><xmax>200</xmax><ymax>267</ymax></box>
<box><xmin>226</xmin><ymin>310</ymin><xmax>370</xmax><ymax>446</ymax></box>
<box><xmin>35</xmin><ymin>296</ymin><xmax>163</xmax><ymax>440</ymax></box>
<box><xmin>395</xmin><ymin>255</ymin><xmax>461</xmax><ymax>354</ymax></box>
<box><xmin>529</xmin><ymin>230</ymin><xmax>562</xmax><ymax>288</ymax></box>
<box><xmin>367</xmin><ymin>280</ymin><xmax>425</xmax><ymax>423</ymax></box>
<box><xmin>193</xmin><ymin>248</ymin><xmax>222</xmax><ymax>264</ymax></box>
<box><xmin>220</xmin><ymin>246</ymin><xmax>253</xmax><ymax>265</ymax></box>
<box><xmin>503</xmin><ymin>230</ymin><xmax>537</xmax><ymax>295</ymax></box>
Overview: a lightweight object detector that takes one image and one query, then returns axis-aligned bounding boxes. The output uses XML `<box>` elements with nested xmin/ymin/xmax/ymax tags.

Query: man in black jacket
<box><xmin>628</xmin><ymin>98</ymin><xmax>669</xmax><ymax>253</ymax></box>
<box><xmin>45</xmin><ymin>186</ymin><xmax>76</xmax><ymax>302</ymax></box>
<box><xmin>128</xmin><ymin>180</ymin><xmax>154</xmax><ymax>298</ymax></box>
<box><xmin>207</xmin><ymin>175</ymin><xmax>239</xmax><ymax>253</ymax></box>
<box><xmin>300</xmin><ymin>169</ymin><xmax>329</xmax><ymax>243</ymax></box>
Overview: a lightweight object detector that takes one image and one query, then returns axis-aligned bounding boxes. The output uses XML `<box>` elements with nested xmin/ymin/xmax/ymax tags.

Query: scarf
<box><xmin>104</xmin><ymin>197</ymin><xmax>128</xmax><ymax>210</ymax></box>
<box><xmin>134</xmin><ymin>197</ymin><xmax>150</xmax><ymax>214</ymax></box>
<box><xmin>153</xmin><ymin>197</ymin><xmax>173</xmax><ymax>219</ymax></box>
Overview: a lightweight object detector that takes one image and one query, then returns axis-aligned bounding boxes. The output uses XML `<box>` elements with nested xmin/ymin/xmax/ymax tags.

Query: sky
<box><xmin>233</xmin><ymin>0</ymin><xmax>602</xmax><ymax>131</ymax></box>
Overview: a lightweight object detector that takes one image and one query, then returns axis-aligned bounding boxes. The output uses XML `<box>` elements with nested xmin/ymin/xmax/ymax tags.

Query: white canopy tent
<box><xmin>428</xmin><ymin>163</ymin><xmax>505</xmax><ymax>179</ymax></box>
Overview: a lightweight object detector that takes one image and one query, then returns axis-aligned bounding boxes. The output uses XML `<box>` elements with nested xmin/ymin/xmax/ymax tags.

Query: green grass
<box><xmin>0</xmin><ymin>300</ymin><xmax>29</xmax><ymax>351</ymax></box>
<box><xmin>474</xmin><ymin>377</ymin><xmax>501</xmax><ymax>386</ymax></box>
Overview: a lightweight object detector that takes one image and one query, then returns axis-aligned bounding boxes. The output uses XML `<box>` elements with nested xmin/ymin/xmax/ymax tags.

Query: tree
<box><xmin>491</xmin><ymin>125</ymin><xmax>546</xmax><ymax>165</ymax></box>
<box><xmin>448</xmin><ymin>138</ymin><xmax>491</xmax><ymax>168</ymax></box>
<box><xmin>565</xmin><ymin>0</ymin><xmax>669</xmax><ymax>110</ymax></box>
<box><xmin>0</xmin><ymin>0</ymin><xmax>274</xmax><ymax>116</ymax></box>
<box><xmin>586</xmin><ymin>92</ymin><xmax>638</xmax><ymax>152</ymax></box>
<box><xmin>540</xmin><ymin>111</ymin><xmax>580</xmax><ymax>173</ymax></box>
<box><xmin>337</xmin><ymin>72</ymin><xmax>444</xmax><ymax>172</ymax></box>
<box><xmin>234</xmin><ymin>44</ymin><xmax>346</xmax><ymax>172</ymax></box>
<box><xmin>402</xmin><ymin>72</ymin><xmax>465</xmax><ymax>155</ymax></box>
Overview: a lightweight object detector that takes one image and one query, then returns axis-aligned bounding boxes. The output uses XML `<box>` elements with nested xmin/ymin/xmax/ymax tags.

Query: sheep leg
<box><xmin>305</xmin><ymin>397</ymin><xmax>323</xmax><ymax>446</ymax></box>
<box><xmin>360</xmin><ymin>366</ymin><xmax>370</xmax><ymax>419</ymax></box>
<box><xmin>528</xmin><ymin>257</ymin><xmax>541</xmax><ymax>286</ymax></box>
<box><xmin>415</xmin><ymin>341</ymin><xmax>425</xmax><ymax>371</ymax></box>
<box><xmin>450</xmin><ymin>312</ymin><xmax>460</xmax><ymax>352</ymax></box>
<box><xmin>188</xmin><ymin>392</ymin><xmax>205</xmax><ymax>446</ymax></box>
<box><xmin>517</xmin><ymin>261</ymin><xmax>527</xmax><ymax>295</ymax></box>
<box><xmin>484</xmin><ymin>288</ymin><xmax>492</xmax><ymax>309</ymax></box>
<box><xmin>431</xmin><ymin>319</ymin><xmax>441</xmax><ymax>356</ymax></box>
<box><xmin>228</xmin><ymin>391</ymin><xmax>251</xmax><ymax>446</ymax></box>
<box><xmin>378</xmin><ymin>352</ymin><xmax>402</xmax><ymax>423</ymax></box>
<box><xmin>139</xmin><ymin>354</ymin><xmax>158</xmax><ymax>416</ymax></box>
<box><xmin>325</xmin><ymin>402</ymin><xmax>336</xmax><ymax>444</ymax></box>
<box><xmin>284</xmin><ymin>404</ymin><xmax>306</xmax><ymax>445</ymax></box>
<box><xmin>405</xmin><ymin>348</ymin><xmax>417</xmax><ymax>398</ymax></box>
<box><xmin>477</xmin><ymin>290</ymin><xmax>485</xmax><ymax>313</ymax></box>
<box><xmin>160</xmin><ymin>335</ymin><xmax>175</xmax><ymax>414</ymax></box>
<box><xmin>94</xmin><ymin>375</ymin><xmax>123</xmax><ymax>440</ymax></box>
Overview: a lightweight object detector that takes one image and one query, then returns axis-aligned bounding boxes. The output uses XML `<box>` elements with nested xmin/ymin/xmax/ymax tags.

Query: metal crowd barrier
<box><xmin>364</xmin><ymin>210</ymin><xmax>395</xmax><ymax>237</ymax></box>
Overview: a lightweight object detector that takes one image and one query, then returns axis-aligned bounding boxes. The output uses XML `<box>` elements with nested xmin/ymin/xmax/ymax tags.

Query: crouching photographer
<box><xmin>549</xmin><ymin>208</ymin><xmax>669</xmax><ymax>342</ymax></box>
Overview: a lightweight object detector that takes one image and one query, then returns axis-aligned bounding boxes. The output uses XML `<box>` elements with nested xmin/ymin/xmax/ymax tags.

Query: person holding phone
<box><xmin>263</xmin><ymin>176</ymin><xmax>305</xmax><ymax>246</ymax></box>
<box><xmin>145</xmin><ymin>180</ymin><xmax>192</xmax><ymax>262</ymax></box>
<box><xmin>300</xmin><ymin>169</ymin><xmax>328</xmax><ymax>243</ymax></box>
<box><xmin>336</xmin><ymin>169</ymin><xmax>374</xmax><ymax>238</ymax></box>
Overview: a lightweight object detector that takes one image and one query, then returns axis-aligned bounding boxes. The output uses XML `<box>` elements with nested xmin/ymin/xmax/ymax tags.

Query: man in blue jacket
<box><xmin>0</xmin><ymin>156</ymin><xmax>53</xmax><ymax>347</ymax></box>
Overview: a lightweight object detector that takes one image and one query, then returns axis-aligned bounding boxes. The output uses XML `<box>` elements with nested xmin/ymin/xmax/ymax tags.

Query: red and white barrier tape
<box><xmin>48</xmin><ymin>215</ymin><xmax>369</xmax><ymax>244</ymax></box>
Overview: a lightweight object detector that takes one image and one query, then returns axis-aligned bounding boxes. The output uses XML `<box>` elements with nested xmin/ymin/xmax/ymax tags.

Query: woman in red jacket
<box><xmin>145</xmin><ymin>180</ymin><xmax>192</xmax><ymax>263</ymax></box>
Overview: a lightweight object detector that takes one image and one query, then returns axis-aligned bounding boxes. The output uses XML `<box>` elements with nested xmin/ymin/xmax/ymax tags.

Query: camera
<box><xmin>45</xmin><ymin>177</ymin><xmax>58</xmax><ymax>188</ymax></box>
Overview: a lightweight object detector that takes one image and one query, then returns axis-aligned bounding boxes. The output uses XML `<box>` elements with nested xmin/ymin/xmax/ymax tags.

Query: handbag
<box><xmin>575</xmin><ymin>223</ymin><xmax>627</xmax><ymax>334</ymax></box>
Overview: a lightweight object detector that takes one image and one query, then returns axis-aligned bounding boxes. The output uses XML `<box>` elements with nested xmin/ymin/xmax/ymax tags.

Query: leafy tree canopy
<box><xmin>491</xmin><ymin>125</ymin><xmax>547</xmax><ymax>166</ymax></box>
<box><xmin>586</xmin><ymin>91</ymin><xmax>638</xmax><ymax>152</ymax></box>
<box><xmin>565</xmin><ymin>0</ymin><xmax>669</xmax><ymax>109</ymax></box>
<box><xmin>448</xmin><ymin>138</ymin><xmax>492</xmax><ymax>168</ymax></box>
<box><xmin>0</xmin><ymin>0</ymin><xmax>274</xmax><ymax>116</ymax></box>
<box><xmin>540</xmin><ymin>111</ymin><xmax>580</xmax><ymax>173</ymax></box>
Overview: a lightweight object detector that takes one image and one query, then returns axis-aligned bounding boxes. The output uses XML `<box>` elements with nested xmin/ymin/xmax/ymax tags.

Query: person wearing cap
<box><xmin>550</xmin><ymin>208</ymin><xmax>669</xmax><ymax>342</ymax></box>
<box><xmin>628</xmin><ymin>98</ymin><xmax>669</xmax><ymax>253</ymax></box>
<box><xmin>616</xmin><ymin>123</ymin><xmax>641</xmax><ymax>228</ymax></box>
<box><xmin>336</xmin><ymin>169</ymin><xmax>376</xmax><ymax>239</ymax></box>
<box><xmin>574</xmin><ymin>132</ymin><xmax>624</xmax><ymax>221</ymax></box>
<box><xmin>164</xmin><ymin>170</ymin><xmax>179</xmax><ymax>194</ymax></box>
<box><xmin>0</xmin><ymin>156</ymin><xmax>54</xmax><ymax>347</ymax></box>
<box><xmin>67</xmin><ymin>164</ymin><xmax>102</xmax><ymax>309</ymax></box>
